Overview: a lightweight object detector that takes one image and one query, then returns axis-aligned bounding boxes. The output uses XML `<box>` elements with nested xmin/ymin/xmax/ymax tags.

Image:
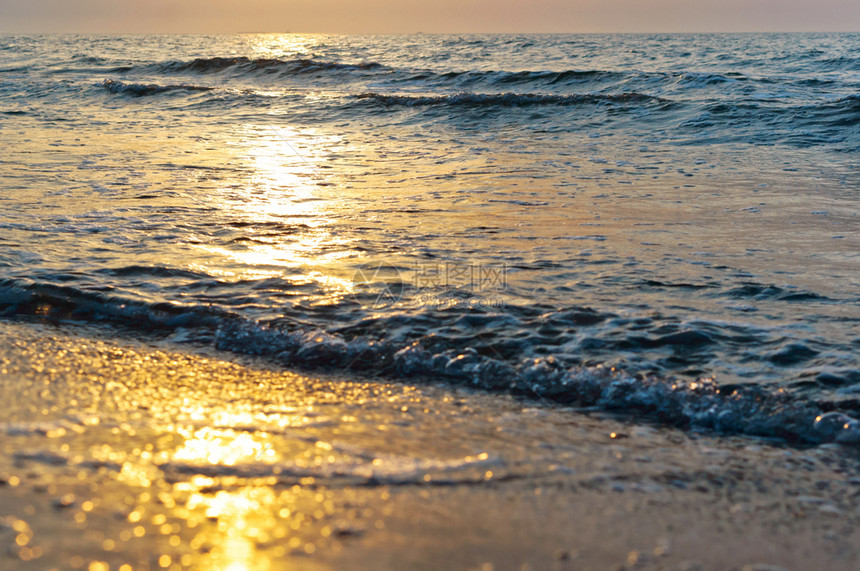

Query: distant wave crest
<box><xmin>100</xmin><ymin>79</ymin><xmax>214</xmax><ymax>96</ymax></box>
<box><xmin>353</xmin><ymin>91</ymin><xmax>665</xmax><ymax>108</ymax></box>
<box><xmin>117</xmin><ymin>56</ymin><xmax>386</xmax><ymax>76</ymax></box>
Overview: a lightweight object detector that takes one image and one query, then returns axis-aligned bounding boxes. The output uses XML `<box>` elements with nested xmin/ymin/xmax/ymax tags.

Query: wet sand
<box><xmin>1</xmin><ymin>319</ymin><xmax>859</xmax><ymax>570</ymax></box>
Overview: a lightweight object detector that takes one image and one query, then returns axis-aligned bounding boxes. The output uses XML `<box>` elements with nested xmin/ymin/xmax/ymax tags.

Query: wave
<box><xmin>115</xmin><ymin>56</ymin><xmax>386</xmax><ymax>77</ymax></box>
<box><xmin>352</xmin><ymin>91</ymin><xmax>665</xmax><ymax>108</ymax></box>
<box><xmin>97</xmin><ymin>54</ymin><xmax>854</xmax><ymax>119</ymax></box>
<box><xmin>368</xmin><ymin>67</ymin><xmax>758</xmax><ymax>94</ymax></box>
<box><xmin>673</xmin><ymin>71</ymin><xmax>747</xmax><ymax>87</ymax></box>
<box><xmin>100</xmin><ymin>79</ymin><xmax>214</xmax><ymax>96</ymax></box>
<box><xmin>71</xmin><ymin>54</ymin><xmax>113</xmax><ymax>65</ymax></box>
<box><xmin>817</xmin><ymin>56</ymin><xmax>860</xmax><ymax>71</ymax></box>
<box><xmin>671</xmin><ymin>95</ymin><xmax>860</xmax><ymax>150</ymax></box>
<box><xmin>823</xmin><ymin>94</ymin><xmax>860</xmax><ymax>126</ymax></box>
<box><xmin>1</xmin><ymin>277</ymin><xmax>858</xmax><ymax>447</ymax></box>
<box><xmin>423</xmin><ymin>68</ymin><xmax>626</xmax><ymax>87</ymax></box>
<box><xmin>370</xmin><ymin>67</ymin><xmax>756</xmax><ymax>92</ymax></box>
<box><xmin>103</xmin><ymin>55</ymin><xmax>764</xmax><ymax>94</ymax></box>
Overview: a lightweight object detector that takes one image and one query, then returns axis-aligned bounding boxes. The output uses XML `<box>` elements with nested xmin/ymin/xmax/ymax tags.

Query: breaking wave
<box><xmin>1</xmin><ymin>277</ymin><xmax>858</xmax><ymax>447</ymax></box>
<box><xmin>114</xmin><ymin>56</ymin><xmax>386</xmax><ymax>76</ymax></box>
<box><xmin>100</xmin><ymin>79</ymin><xmax>214</xmax><ymax>96</ymax></box>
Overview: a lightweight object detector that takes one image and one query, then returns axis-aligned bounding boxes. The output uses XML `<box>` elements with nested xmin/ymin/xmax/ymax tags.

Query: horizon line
<box><xmin>2</xmin><ymin>29</ymin><xmax>859</xmax><ymax>35</ymax></box>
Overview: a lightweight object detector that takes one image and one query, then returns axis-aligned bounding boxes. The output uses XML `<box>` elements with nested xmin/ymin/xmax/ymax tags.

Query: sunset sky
<box><xmin>1</xmin><ymin>0</ymin><xmax>859</xmax><ymax>33</ymax></box>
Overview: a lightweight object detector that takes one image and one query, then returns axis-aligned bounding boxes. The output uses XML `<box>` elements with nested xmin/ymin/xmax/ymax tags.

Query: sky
<box><xmin>1</xmin><ymin>0</ymin><xmax>859</xmax><ymax>34</ymax></box>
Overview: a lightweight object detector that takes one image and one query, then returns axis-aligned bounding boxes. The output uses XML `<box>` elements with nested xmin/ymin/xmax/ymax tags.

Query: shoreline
<box><xmin>1</xmin><ymin>318</ymin><xmax>859</xmax><ymax>570</ymax></box>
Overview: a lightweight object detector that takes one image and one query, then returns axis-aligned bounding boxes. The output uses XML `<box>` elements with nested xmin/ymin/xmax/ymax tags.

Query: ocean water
<box><xmin>1</xmin><ymin>33</ymin><xmax>859</xmax><ymax>444</ymax></box>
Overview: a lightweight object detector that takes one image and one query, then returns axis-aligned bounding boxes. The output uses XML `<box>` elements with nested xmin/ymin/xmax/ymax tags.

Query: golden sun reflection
<box><xmin>212</xmin><ymin>124</ymin><xmax>335</xmax><ymax>224</ymax></box>
<box><xmin>179</xmin><ymin>405</ymin><xmax>326</xmax><ymax>431</ymax></box>
<box><xmin>193</xmin><ymin>124</ymin><xmax>360</xmax><ymax>298</ymax></box>
<box><xmin>185</xmin><ymin>485</ymin><xmax>284</xmax><ymax>571</ymax></box>
<box><xmin>173</xmin><ymin>427</ymin><xmax>277</xmax><ymax>466</ymax></box>
<box><xmin>166</xmin><ymin>415</ymin><xmax>301</xmax><ymax>570</ymax></box>
<box><xmin>242</xmin><ymin>34</ymin><xmax>323</xmax><ymax>62</ymax></box>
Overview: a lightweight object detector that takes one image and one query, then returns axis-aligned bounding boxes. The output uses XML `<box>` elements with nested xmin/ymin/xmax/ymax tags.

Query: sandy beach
<box><xmin>0</xmin><ymin>319</ymin><xmax>858</xmax><ymax>570</ymax></box>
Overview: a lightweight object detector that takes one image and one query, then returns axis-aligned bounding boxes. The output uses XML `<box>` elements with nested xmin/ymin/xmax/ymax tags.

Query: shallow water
<box><xmin>1</xmin><ymin>33</ymin><xmax>859</xmax><ymax>441</ymax></box>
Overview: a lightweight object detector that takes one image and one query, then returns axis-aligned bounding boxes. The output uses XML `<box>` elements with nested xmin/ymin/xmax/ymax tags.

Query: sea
<box><xmin>1</xmin><ymin>33</ymin><xmax>859</xmax><ymax>445</ymax></box>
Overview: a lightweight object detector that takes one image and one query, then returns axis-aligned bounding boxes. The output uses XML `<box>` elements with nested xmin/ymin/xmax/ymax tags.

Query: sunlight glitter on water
<box><xmin>190</xmin><ymin>124</ymin><xmax>361</xmax><ymax>299</ymax></box>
